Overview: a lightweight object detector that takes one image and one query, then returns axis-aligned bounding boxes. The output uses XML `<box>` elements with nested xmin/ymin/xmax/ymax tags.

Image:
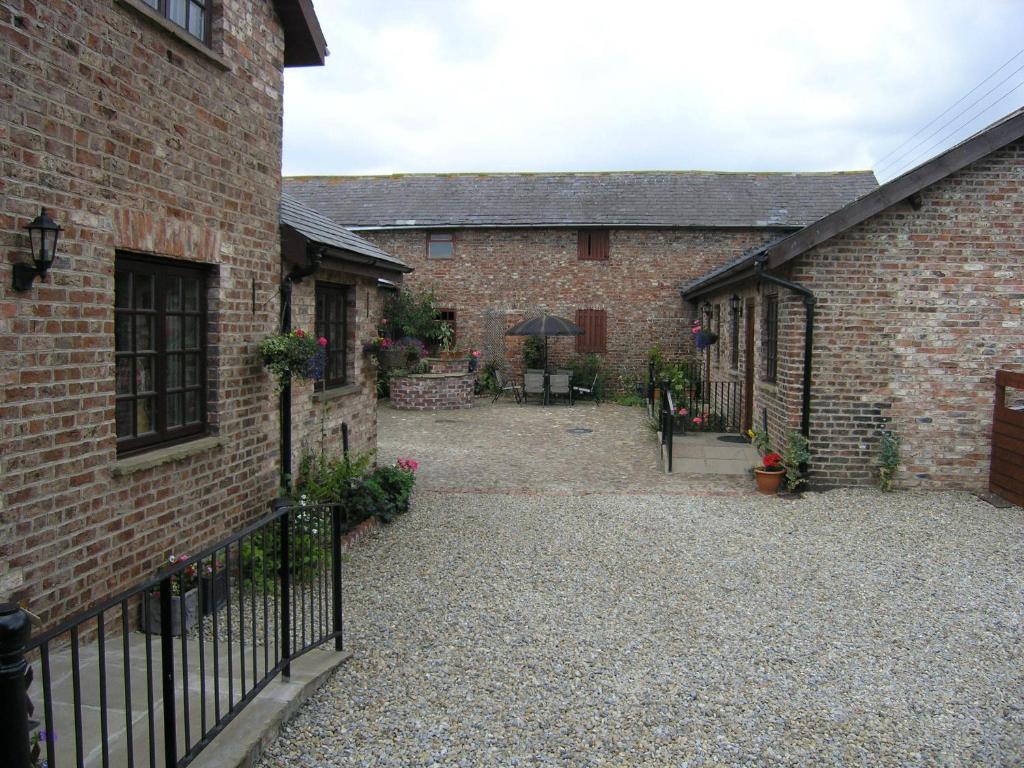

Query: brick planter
<box><xmin>391</xmin><ymin>373</ymin><xmax>475</xmax><ymax>411</ymax></box>
<box><xmin>423</xmin><ymin>356</ymin><xmax>470</xmax><ymax>374</ymax></box>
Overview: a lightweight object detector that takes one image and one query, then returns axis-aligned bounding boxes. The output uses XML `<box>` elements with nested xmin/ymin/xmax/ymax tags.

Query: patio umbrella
<box><xmin>505</xmin><ymin>313</ymin><xmax>584</xmax><ymax>370</ymax></box>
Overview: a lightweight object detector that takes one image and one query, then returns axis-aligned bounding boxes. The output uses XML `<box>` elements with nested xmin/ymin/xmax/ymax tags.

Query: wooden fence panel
<box><xmin>990</xmin><ymin>369</ymin><xmax>1024</xmax><ymax>506</ymax></box>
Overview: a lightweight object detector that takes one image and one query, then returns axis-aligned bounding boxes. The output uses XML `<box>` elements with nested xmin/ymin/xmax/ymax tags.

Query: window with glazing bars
<box><xmin>316</xmin><ymin>283</ymin><xmax>350</xmax><ymax>388</ymax></box>
<box><xmin>714</xmin><ymin>304</ymin><xmax>721</xmax><ymax>362</ymax></box>
<box><xmin>763</xmin><ymin>294</ymin><xmax>779</xmax><ymax>382</ymax></box>
<box><xmin>142</xmin><ymin>0</ymin><xmax>210</xmax><ymax>42</ymax></box>
<box><xmin>115</xmin><ymin>255</ymin><xmax>207</xmax><ymax>454</ymax></box>
<box><xmin>730</xmin><ymin>302</ymin><xmax>740</xmax><ymax>369</ymax></box>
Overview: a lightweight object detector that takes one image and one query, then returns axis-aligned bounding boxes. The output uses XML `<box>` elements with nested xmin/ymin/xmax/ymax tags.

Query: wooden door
<box><xmin>742</xmin><ymin>298</ymin><xmax>755</xmax><ymax>431</ymax></box>
<box><xmin>990</xmin><ymin>369</ymin><xmax>1024</xmax><ymax>506</ymax></box>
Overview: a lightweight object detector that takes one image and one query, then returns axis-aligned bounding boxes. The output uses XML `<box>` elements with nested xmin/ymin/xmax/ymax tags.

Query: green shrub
<box><xmin>781</xmin><ymin>430</ymin><xmax>811</xmax><ymax>492</ymax></box>
<box><xmin>523</xmin><ymin>336</ymin><xmax>545</xmax><ymax>369</ymax></box>
<box><xmin>878</xmin><ymin>431</ymin><xmax>900</xmax><ymax>492</ymax></box>
<box><xmin>383</xmin><ymin>286</ymin><xmax>446</xmax><ymax>343</ymax></box>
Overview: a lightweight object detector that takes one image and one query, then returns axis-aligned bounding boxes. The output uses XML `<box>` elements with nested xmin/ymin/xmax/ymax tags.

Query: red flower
<box><xmin>294</xmin><ymin>329</ymin><xmax>305</xmax><ymax>337</ymax></box>
<box><xmin>762</xmin><ymin>452</ymin><xmax>783</xmax><ymax>469</ymax></box>
<box><xmin>318</xmin><ymin>336</ymin><xmax>328</xmax><ymax>346</ymax></box>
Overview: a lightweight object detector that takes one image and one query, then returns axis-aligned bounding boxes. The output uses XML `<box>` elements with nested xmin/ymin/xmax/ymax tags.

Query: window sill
<box><xmin>113</xmin><ymin>436</ymin><xmax>224</xmax><ymax>477</ymax></box>
<box><xmin>115</xmin><ymin>0</ymin><xmax>231</xmax><ymax>71</ymax></box>
<box><xmin>312</xmin><ymin>383</ymin><xmax>362</xmax><ymax>402</ymax></box>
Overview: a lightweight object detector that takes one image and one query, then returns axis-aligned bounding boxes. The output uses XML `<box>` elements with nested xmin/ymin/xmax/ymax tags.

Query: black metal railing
<box><xmin>648</xmin><ymin>359</ymin><xmax>743</xmax><ymax>434</ymax></box>
<box><xmin>1</xmin><ymin>499</ymin><xmax>344</xmax><ymax>768</ymax></box>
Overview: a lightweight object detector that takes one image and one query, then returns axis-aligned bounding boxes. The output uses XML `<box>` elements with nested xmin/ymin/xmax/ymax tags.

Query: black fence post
<box><xmin>647</xmin><ymin>361</ymin><xmax>655</xmax><ymax>411</ymax></box>
<box><xmin>331</xmin><ymin>505</ymin><xmax>343</xmax><ymax>651</ymax></box>
<box><xmin>159</xmin><ymin>578</ymin><xmax>178</xmax><ymax>768</ymax></box>
<box><xmin>0</xmin><ymin>604</ymin><xmax>32</xmax><ymax>768</ymax></box>
<box><xmin>279</xmin><ymin>508</ymin><xmax>291</xmax><ymax>678</ymax></box>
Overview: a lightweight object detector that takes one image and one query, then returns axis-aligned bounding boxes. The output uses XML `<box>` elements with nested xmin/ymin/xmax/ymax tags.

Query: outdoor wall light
<box><xmin>12</xmin><ymin>208</ymin><xmax>62</xmax><ymax>291</ymax></box>
<box><xmin>729</xmin><ymin>294</ymin><xmax>743</xmax><ymax>317</ymax></box>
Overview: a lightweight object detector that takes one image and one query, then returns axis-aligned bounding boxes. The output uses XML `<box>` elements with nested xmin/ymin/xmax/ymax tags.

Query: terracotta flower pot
<box><xmin>754</xmin><ymin>469</ymin><xmax>785</xmax><ymax>495</ymax></box>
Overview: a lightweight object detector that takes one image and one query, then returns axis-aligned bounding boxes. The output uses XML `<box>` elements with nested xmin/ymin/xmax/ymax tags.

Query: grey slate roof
<box><xmin>283</xmin><ymin>171</ymin><xmax>878</xmax><ymax>230</ymax></box>
<box><xmin>280</xmin><ymin>193</ymin><xmax>410</xmax><ymax>272</ymax></box>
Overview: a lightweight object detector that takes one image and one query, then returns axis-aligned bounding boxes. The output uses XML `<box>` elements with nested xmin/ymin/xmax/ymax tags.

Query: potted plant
<box><xmin>780</xmin><ymin>430</ymin><xmax>811</xmax><ymax>493</ymax></box>
<box><xmin>258</xmin><ymin>328</ymin><xmax>327</xmax><ymax>390</ymax></box>
<box><xmin>143</xmin><ymin>554</ymin><xmax>199</xmax><ymax>636</ymax></box>
<box><xmin>754</xmin><ymin>452</ymin><xmax>785</xmax><ymax>494</ymax></box>
<box><xmin>199</xmin><ymin>557</ymin><xmax>228</xmax><ymax>616</ymax></box>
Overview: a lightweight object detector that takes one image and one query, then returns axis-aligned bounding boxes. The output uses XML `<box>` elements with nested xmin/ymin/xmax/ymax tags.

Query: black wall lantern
<box><xmin>729</xmin><ymin>294</ymin><xmax>743</xmax><ymax>317</ymax></box>
<box><xmin>12</xmin><ymin>208</ymin><xmax>62</xmax><ymax>291</ymax></box>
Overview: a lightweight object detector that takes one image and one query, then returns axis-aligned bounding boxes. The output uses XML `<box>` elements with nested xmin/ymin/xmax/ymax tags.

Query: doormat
<box><xmin>717</xmin><ymin>435</ymin><xmax>748</xmax><ymax>444</ymax></box>
<box><xmin>567</xmin><ymin>428</ymin><xmax>594</xmax><ymax>435</ymax></box>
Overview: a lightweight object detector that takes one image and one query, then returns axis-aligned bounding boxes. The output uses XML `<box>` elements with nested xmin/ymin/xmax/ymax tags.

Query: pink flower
<box><xmin>472</xmin><ymin>350</ymin><xmax>481</xmax><ymax>357</ymax></box>
<box><xmin>691</xmin><ymin>326</ymin><xmax>700</xmax><ymax>334</ymax></box>
<box><xmin>677</xmin><ymin>407</ymin><xmax>688</xmax><ymax>416</ymax></box>
<box><xmin>318</xmin><ymin>336</ymin><xmax>328</xmax><ymax>346</ymax></box>
<box><xmin>381</xmin><ymin>319</ymin><xmax>387</xmax><ymax>325</ymax></box>
<box><xmin>692</xmin><ymin>417</ymin><xmax>703</xmax><ymax>425</ymax></box>
<box><xmin>381</xmin><ymin>338</ymin><xmax>393</xmax><ymax>349</ymax></box>
<box><xmin>294</xmin><ymin>329</ymin><xmax>305</xmax><ymax>337</ymax></box>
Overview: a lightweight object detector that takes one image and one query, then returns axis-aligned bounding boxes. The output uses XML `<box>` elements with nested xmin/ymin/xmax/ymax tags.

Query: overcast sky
<box><xmin>282</xmin><ymin>0</ymin><xmax>1024</xmax><ymax>182</ymax></box>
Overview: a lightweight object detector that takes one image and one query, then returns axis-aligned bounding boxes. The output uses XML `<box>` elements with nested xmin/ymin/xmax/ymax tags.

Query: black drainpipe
<box><xmin>753</xmin><ymin>253</ymin><xmax>816</xmax><ymax>439</ymax></box>
<box><xmin>278</xmin><ymin>246</ymin><xmax>324</xmax><ymax>492</ymax></box>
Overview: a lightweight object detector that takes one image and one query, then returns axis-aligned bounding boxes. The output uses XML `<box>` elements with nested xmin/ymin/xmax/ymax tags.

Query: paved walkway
<box><xmin>250</xmin><ymin>398</ymin><xmax>1024</xmax><ymax>767</ymax></box>
<box><xmin>376</xmin><ymin>399</ymin><xmax>755</xmax><ymax>494</ymax></box>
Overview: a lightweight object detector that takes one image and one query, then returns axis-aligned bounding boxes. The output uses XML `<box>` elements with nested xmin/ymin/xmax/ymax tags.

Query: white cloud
<box><xmin>283</xmin><ymin>0</ymin><xmax>1024</xmax><ymax>179</ymax></box>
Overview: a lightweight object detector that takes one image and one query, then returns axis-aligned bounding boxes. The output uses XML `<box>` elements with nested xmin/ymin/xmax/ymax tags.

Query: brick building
<box><xmin>683</xmin><ymin>109</ymin><xmax>1024</xmax><ymax>492</ymax></box>
<box><xmin>0</xmin><ymin>0</ymin><xmax>408</xmax><ymax>627</ymax></box>
<box><xmin>284</xmin><ymin>172</ymin><xmax>877</xmax><ymax>387</ymax></box>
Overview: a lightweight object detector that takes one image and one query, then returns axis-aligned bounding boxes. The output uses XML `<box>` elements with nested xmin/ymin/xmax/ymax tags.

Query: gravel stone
<box><xmin>254</xmin><ymin>402</ymin><xmax>1024</xmax><ymax>766</ymax></box>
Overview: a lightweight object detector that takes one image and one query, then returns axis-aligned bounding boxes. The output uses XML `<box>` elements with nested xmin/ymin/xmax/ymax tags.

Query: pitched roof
<box><xmin>280</xmin><ymin>193</ymin><xmax>411</xmax><ymax>273</ymax></box>
<box><xmin>682</xmin><ymin>107</ymin><xmax>1024</xmax><ymax>300</ymax></box>
<box><xmin>283</xmin><ymin>171</ymin><xmax>878</xmax><ymax>230</ymax></box>
<box><xmin>274</xmin><ymin>0</ymin><xmax>327</xmax><ymax>67</ymax></box>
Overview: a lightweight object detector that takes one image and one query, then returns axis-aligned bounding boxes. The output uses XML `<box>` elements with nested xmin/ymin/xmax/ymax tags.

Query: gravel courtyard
<box><xmin>259</xmin><ymin>403</ymin><xmax>1024</xmax><ymax>767</ymax></box>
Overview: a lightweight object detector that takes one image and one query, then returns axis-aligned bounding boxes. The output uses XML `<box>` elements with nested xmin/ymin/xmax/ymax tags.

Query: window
<box><xmin>436</xmin><ymin>308</ymin><xmax>457</xmax><ymax>343</ymax></box>
<box><xmin>427</xmin><ymin>232</ymin><xmax>455</xmax><ymax>259</ymax></box>
<box><xmin>315</xmin><ymin>283</ymin><xmax>351</xmax><ymax>388</ymax></box>
<box><xmin>730</xmin><ymin>301</ymin><xmax>741</xmax><ymax>370</ymax></box>
<box><xmin>576</xmin><ymin>309</ymin><xmax>607</xmax><ymax>353</ymax></box>
<box><xmin>763</xmin><ymin>294</ymin><xmax>779</xmax><ymax>382</ymax></box>
<box><xmin>714</xmin><ymin>304</ymin><xmax>721</xmax><ymax>362</ymax></box>
<box><xmin>577</xmin><ymin>229</ymin><xmax>609</xmax><ymax>261</ymax></box>
<box><xmin>141</xmin><ymin>0</ymin><xmax>210</xmax><ymax>42</ymax></box>
<box><xmin>115</xmin><ymin>255</ymin><xmax>207</xmax><ymax>454</ymax></box>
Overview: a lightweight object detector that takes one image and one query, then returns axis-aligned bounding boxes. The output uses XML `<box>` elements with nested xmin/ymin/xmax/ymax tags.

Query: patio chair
<box><xmin>522</xmin><ymin>372</ymin><xmax>545</xmax><ymax>403</ymax></box>
<box><xmin>492</xmin><ymin>370</ymin><xmax>522</xmax><ymax>403</ymax></box>
<box><xmin>572</xmin><ymin>374</ymin><xmax>599</xmax><ymax>404</ymax></box>
<box><xmin>548</xmin><ymin>373</ymin><xmax>572</xmax><ymax>405</ymax></box>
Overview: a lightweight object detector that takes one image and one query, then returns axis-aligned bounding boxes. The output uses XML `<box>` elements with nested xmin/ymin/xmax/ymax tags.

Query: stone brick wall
<box><xmin>361</xmin><ymin>227</ymin><xmax>781</xmax><ymax>391</ymax></box>
<box><xmin>390</xmin><ymin>373</ymin><xmax>475</xmax><ymax>410</ymax></box>
<box><xmin>704</xmin><ymin>139</ymin><xmax>1024</xmax><ymax>490</ymax></box>
<box><xmin>1</xmin><ymin>0</ymin><xmax>290</xmax><ymax>625</ymax></box>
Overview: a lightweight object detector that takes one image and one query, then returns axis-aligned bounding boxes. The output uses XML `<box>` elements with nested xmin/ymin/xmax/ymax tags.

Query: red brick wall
<box><xmin>0</xmin><ymin>0</ymin><xmax>289</xmax><ymax>625</ymax></box>
<box><xmin>390</xmin><ymin>373</ymin><xmax>475</xmax><ymax>411</ymax></box>
<box><xmin>289</xmin><ymin>270</ymin><xmax>384</xmax><ymax>470</ymax></box>
<box><xmin>360</xmin><ymin>227</ymin><xmax>781</xmax><ymax>391</ymax></box>
<box><xmin>705</xmin><ymin>139</ymin><xmax>1024</xmax><ymax>490</ymax></box>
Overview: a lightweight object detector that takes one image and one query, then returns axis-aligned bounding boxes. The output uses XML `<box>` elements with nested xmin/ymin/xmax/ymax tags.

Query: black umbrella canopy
<box><xmin>505</xmin><ymin>313</ymin><xmax>584</xmax><ymax>337</ymax></box>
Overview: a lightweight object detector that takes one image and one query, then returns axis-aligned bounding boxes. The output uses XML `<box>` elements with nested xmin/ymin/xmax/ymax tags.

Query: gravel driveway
<box><xmin>258</xmin><ymin>403</ymin><xmax>1024</xmax><ymax>767</ymax></box>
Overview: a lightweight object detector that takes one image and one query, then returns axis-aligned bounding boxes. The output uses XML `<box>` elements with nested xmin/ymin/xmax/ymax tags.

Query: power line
<box><xmin>876</xmin><ymin>58</ymin><xmax>1024</xmax><ymax>173</ymax></box>
<box><xmin>873</xmin><ymin>45</ymin><xmax>1024</xmax><ymax>168</ymax></box>
<box><xmin>883</xmin><ymin>81</ymin><xmax>1024</xmax><ymax>180</ymax></box>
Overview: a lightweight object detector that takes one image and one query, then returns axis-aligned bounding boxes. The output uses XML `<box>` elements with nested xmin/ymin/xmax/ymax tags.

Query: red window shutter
<box><xmin>576</xmin><ymin>309</ymin><xmax>607</xmax><ymax>353</ymax></box>
<box><xmin>577</xmin><ymin>230</ymin><xmax>609</xmax><ymax>261</ymax></box>
<box><xmin>577</xmin><ymin>230</ymin><xmax>589</xmax><ymax>260</ymax></box>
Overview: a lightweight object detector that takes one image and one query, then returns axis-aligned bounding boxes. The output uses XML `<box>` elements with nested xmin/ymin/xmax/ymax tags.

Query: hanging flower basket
<box><xmin>258</xmin><ymin>329</ymin><xmax>327</xmax><ymax>390</ymax></box>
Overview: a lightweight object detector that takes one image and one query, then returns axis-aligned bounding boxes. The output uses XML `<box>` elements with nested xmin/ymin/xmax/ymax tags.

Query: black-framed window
<box><xmin>577</xmin><ymin>229</ymin><xmax>609</xmax><ymax>261</ymax></box>
<box><xmin>437</xmin><ymin>308</ymin><xmax>456</xmax><ymax>343</ymax></box>
<box><xmin>141</xmin><ymin>0</ymin><xmax>210</xmax><ymax>42</ymax></box>
<box><xmin>714</xmin><ymin>304</ymin><xmax>721</xmax><ymax>362</ymax></box>
<box><xmin>315</xmin><ymin>283</ymin><xmax>350</xmax><ymax>388</ymax></box>
<box><xmin>763</xmin><ymin>294</ymin><xmax>779</xmax><ymax>382</ymax></box>
<box><xmin>115</xmin><ymin>255</ymin><xmax>207</xmax><ymax>454</ymax></box>
<box><xmin>730</xmin><ymin>301</ymin><xmax>741</xmax><ymax>370</ymax></box>
<box><xmin>427</xmin><ymin>232</ymin><xmax>454</xmax><ymax>259</ymax></box>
